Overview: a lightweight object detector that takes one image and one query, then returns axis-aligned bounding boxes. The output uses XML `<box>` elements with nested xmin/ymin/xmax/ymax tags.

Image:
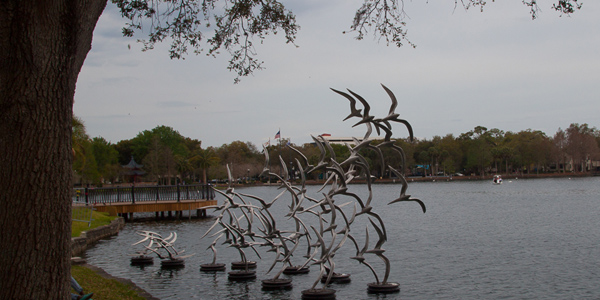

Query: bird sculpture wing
<box><xmin>330</xmin><ymin>87</ymin><xmax>363</xmax><ymax>121</ymax></box>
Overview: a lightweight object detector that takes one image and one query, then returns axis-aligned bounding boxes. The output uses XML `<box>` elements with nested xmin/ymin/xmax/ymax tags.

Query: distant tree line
<box><xmin>73</xmin><ymin>120</ymin><xmax>600</xmax><ymax>186</ymax></box>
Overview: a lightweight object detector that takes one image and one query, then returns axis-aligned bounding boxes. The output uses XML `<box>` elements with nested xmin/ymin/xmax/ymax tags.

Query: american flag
<box><xmin>274</xmin><ymin>130</ymin><xmax>280</xmax><ymax>139</ymax></box>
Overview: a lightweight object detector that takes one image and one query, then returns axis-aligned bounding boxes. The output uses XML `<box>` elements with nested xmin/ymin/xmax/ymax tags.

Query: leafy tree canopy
<box><xmin>130</xmin><ymin>125</ymin><xmax>193</xmax><ymax>159</ymax></box>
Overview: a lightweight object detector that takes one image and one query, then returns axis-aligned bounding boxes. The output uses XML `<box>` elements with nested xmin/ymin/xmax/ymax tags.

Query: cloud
<box><xmin>74</xmin><ymin>1</ymin><xmax>600</xmax><ymax>148</ymax></box>
<box><xmin>156</xmin><ymin>101</ymin><xmax>195</xmax><ymax>108</ymax></box>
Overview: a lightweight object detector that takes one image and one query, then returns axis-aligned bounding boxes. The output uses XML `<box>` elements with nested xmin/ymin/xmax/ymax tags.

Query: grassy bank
<box><xmin>72</xmin><ymin>211</ymin><xmax>152</xmax><ymax>299</ymax></box>
<box><xmin>72</xmin><ymin>210</ymin><xmax>116</xmax><ymax>237</ymax></box>
<box><xmin>71</xmin><ymin>265</ymin><xmax>146</xmax><ymax>300</ymax></box>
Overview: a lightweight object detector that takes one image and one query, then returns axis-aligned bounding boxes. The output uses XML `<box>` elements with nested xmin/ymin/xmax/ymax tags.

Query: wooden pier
<box><xmin>93</xmin><ymin>199</ymin><xmax>217</xmax><ymax>221</ymax></box>
<box><xmin>75</xmin><ymin>184</ymin><xmax>218</xmax><ymax>221</ymax></box>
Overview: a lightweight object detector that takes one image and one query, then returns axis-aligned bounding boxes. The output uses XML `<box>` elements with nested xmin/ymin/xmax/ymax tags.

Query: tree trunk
<box><xmin>0</xmin><ymin>1</ymin><xmax>106</xmax><ymax>298</ymax></box>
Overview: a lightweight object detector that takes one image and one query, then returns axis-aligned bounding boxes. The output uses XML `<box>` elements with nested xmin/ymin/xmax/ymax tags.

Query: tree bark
<box><xmin>0</xmin><ymin>1</ymin><xmax>106</xmax><ymax>298</ymax></box>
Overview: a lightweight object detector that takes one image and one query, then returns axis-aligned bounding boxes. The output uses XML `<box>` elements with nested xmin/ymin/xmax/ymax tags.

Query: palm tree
<box><xmin>191</xmin><ymin>147</ymin><xmax>220</xmax><ymax>184</ymax></box>
<box><xmin>72</xmin><ymin>115</ymin><xmax>93</xmax><ymax>184</ymax></box>
<box><xmin>72</xmin><ymin>115</ymin><xmax>88</xmax><ymax>161</ymax></box>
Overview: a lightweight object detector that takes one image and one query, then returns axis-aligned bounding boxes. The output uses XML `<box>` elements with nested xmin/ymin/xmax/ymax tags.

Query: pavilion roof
<box><xmin>123</xmin><ymin>156</ymin><xmax>143</xmax><ymax>169</ymax></box>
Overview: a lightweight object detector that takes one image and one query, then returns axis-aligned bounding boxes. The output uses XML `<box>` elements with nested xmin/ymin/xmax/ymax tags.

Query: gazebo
<box><xmin>122</xmin><ymin>156</ymin><xmax>146</xmax><ymax>184</ymax></box>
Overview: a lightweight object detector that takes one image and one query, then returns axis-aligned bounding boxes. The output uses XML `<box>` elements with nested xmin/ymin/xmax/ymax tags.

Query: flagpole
<box><xmin>278</xmin><ymin>128</ymin><xmax>282</xmax><ymax>177</ymax></box>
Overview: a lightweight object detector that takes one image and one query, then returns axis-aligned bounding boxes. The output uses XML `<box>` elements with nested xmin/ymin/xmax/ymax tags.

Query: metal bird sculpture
<box><xmin>199</xmin><ymin>85</ymin><xmax>423</xmax><ymax>296</ymax></box>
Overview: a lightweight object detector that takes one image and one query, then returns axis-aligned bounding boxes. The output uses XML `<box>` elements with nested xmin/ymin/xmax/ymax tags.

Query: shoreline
<box><xmin>72</xmin><ymin>218</ymin><xmax>160</xmax><ymax>299</ymax></box>
<box><xmin>99</xmin><ymin>171</ymin><xmax>596</xmax><ymax>189</ymax></box>
<box><xmin>217</xmin><ymin>171</ymin><xmax>596</xmax><ymax>188</ymax></box>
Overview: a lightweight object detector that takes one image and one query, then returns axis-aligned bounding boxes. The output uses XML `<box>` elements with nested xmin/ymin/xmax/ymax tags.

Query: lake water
<box><xmin>84</xmin><ymin>177</ymin><xmax>600</xmax><ymax>299</ymax></box>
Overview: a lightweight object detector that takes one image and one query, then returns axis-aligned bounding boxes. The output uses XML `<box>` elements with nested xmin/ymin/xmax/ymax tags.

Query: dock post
<box><xmin>131</xmin><ymin>185</ymin><xmax>135</xmax><ymax>204</ymax></box>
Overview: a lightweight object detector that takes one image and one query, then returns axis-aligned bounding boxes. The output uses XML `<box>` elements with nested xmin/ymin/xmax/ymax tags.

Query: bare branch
<box><xmin>347</xmin><ymin>0</ymin><xmax>415</xmax><ymax>48</ymax></box>
<box><xmin>112</xmin><ymin>0</ymin><xmax>298</xmax><ymax>83</ymax></box>
<box><xmin>113</xmin><ymin>0</ymin><xmax>582</xmax><ymax>82</ymax></box>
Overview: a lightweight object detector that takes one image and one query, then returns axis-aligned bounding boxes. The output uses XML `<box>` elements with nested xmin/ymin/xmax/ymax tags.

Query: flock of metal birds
<box><xmin>131</xmin><ymin>231</ymin><xmax>194</xmax><ymax>267</ymax></box>
<box><xmin>132</xmin><ymin>85</ymin><xmax>426</xmax><ymax>295</ymax></box>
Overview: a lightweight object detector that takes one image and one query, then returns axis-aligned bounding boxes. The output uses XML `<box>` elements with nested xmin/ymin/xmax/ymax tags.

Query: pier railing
<box><xmin>73</xmin><ymin>184</ymin><xmax>215</xmax><ymax>205</ymax></box>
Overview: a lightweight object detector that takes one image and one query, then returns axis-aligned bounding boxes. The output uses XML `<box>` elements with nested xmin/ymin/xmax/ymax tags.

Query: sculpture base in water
<box><xmin>228</xmin><ymin>270</ymin><xmax>257</xmax><ymax>281</ymax></box>
<box><xmin>283</xmin><ymin>265</ymin><xmax>310</xmax><ymax>275</ymax></box>
<box><xmin>261</xmin><ymin>278</ymin><xmax>293</xmax><ymax>290</ymax></box>
<box><xmin>231</xmin><ymin>261</ymin><xmax>257</xmax><ymax>269</ymax></box>
<box><xmin>160</xmin><ymin>258</ymin><xmax>185</xmax><ymax>268</ymax></box>
<box><xmin>200</xmin><ymin>263</ymin><xmax>226</xmax><ymax>272</ymax></box>
<box><xmin>321</xmin><ymin>272</ymin><xmax>351</xmax><ymax>284</ymax></box>
<box><xmin>367</xmin><ymin>282</ymin><xmax>400</xmax><ymax>294</ymax></box>
<box><xmin>301</xmin><ymin>288</ymin><xmax>336</xmax><ymax>300</ymax></box>
<box><xmin>130</xmin><ymin>255</ymin><xmax>153</xmax><ymax>266</ymax></box>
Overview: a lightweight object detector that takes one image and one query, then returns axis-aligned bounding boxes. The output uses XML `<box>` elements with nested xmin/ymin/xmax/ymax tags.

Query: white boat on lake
<box><xmin>493</xmin><ymin>175</ymin><xmax>503</xmax><ymax>184</ymax></box>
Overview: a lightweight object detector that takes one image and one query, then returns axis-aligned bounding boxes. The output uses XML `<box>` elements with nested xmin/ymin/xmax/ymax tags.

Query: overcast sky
<box><xmin>73</xmin><ymin>1</ymin><xmax>600</xmax><ymax>148</ymax></box>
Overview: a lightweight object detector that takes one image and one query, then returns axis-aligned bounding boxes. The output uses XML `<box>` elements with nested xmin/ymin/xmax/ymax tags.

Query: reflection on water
<box><xmin>85</xmin><ymin>177</ymin><xmax>600</xmax><ymax>299</ymax></box>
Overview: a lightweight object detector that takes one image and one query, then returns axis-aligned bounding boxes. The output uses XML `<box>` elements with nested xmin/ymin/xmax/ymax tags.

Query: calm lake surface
<box><xmin>84</xmin><ymin>177</ymin><xmax>600</xmax><ymax>299</ymax></box>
